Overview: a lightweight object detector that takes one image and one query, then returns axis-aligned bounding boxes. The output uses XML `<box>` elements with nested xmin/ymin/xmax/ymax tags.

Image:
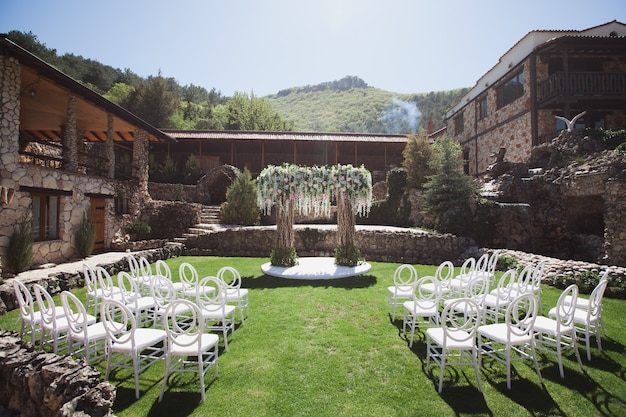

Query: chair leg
<box><xmin>438</xmin><ymin>353</ymin><xmax>446</xmax><ymax>393</ymax></box>
<box><xmin>530</xmin><ymin>340</ymin><xmax>543</xmax><ymax>386</ymax></box>
<box><xmin>472</xmin><ymin>349</ymin><xmax>482</xmax><ymax>392</ymax></box>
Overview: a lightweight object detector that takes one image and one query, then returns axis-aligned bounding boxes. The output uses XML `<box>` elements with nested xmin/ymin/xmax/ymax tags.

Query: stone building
<box><xmin>0</xmin><ymin>35</ymin><xmax>175</xmax><ymax>268</ymax></box>
<box><xmin>446</xmin><ymin>20</ymin><xmax>626</xmax><ymax>176</ymax></box>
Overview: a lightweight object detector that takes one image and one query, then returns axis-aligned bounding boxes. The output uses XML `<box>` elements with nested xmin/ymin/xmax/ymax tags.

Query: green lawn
<box><xmin>2</xmin><ymin>256</ymin><xmax>626</xmax><ymax>417</ymax></box>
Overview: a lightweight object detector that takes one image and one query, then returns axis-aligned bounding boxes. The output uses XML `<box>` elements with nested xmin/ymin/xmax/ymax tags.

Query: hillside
<box><xmin>266</xmin><ymin>76</ymin><xmax>468</xmax><ymax>134</ymax></box>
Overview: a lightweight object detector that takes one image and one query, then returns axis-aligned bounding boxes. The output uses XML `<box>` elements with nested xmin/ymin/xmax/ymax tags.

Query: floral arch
<box><xmin>257</xmin><ymin>164</ymin><xmax>372</xmax><ymax>266</ymax></box>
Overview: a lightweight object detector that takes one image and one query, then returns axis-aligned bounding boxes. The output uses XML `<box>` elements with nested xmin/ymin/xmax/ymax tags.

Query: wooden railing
<box><xmin>538</xmin><ymin>72</ymin><xmax>626</xmax><ymax>102</ymax></box>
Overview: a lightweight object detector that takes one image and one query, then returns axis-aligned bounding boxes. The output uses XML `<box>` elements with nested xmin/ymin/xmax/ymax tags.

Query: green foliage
<box><xmin>225</xmin><ymin>92</ymin><xmax>293</xmax><ymax>131</ymax></box>
<box><xmin>220</xmin><ymin>168</ymin><xmax>260</xmax><ymax>226</ymax></box>
<box><xmin>161</xmin><ymin>155</ymin><xmax>179</xmax><ymax>183</ymax></box>
<box><xmin>74</xmin><ymin>210</ymin><xmax>96</xmax><ymax>257</ymax></box>
<box><xmin>6</xmin><ymin>213</ymin><xmax>33</xmax><ymax>273</ymax></box>
<box><xmin>125</xmin><ymin>221</ymin><xmax>151</xmax><ymax>240</ymax></box>
<box><xmin>585</xmin><ymin>128</ymin><xmax>626</xmax><ymax>149</ymax></box>
<box><xmin>422</xmin><ymin>135</ymin><xmax>477</xmax><ymax>235</ymax></box>
<box><xmin>267</xmin><ymin>80</ymin><xmax>467</xmax><ymax>133</ymax></box>
<box><xmin>183</xmin><ymin>154</ymin><xmax>203</xmax><ymax>184</ymax></box>
<box><xmin>335</xmin><ymin>244</ymin><xmax>364</xmax><ymax>267</ymax></box>
<box><xmin>402</xmin><ymin>131</ymin><xmax>435</xmax><ymax>189</ymax></box>
<box><xmin>115</xmin><ymin>152</ymin><xmax>132</xmax><ymax>180</ymax></box>
<box><xmin>270</xmin><ymin>246</ymin><xmax>297</xmax><ymax>267</ymax></box>
<box><xmin>496</xmin><ymin>255</ymin><xmax>519</xmax><ymax>271</ymax></box>
<box><xmin>125</xmin><ymin>73</ymin><xmax>179</xmax><ymax>128</ymax></box>
<box><xmin>386</xmin><ymin>167</ymin><xmax>407</xmax><ymax>200</ymax></box>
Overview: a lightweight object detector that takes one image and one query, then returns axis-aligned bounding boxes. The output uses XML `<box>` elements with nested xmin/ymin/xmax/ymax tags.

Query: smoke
<box><xmin>380</xmin><ymin>98</ymin><xmax>421</xmax><ymax>134</ymax></box>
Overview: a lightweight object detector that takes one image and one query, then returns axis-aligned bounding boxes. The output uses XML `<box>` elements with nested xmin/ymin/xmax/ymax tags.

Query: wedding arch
<box><xmin>257</xmin><ymin>164</ymin><xmax>372</xmax><ymax>267</ymax></box>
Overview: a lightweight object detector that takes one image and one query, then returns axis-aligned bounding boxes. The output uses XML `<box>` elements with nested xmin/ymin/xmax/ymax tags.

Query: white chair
<box><xmin>155</xmin><ymin>259</ymin><xmax>186</xmax><ymax>293</ymax></box>
<box><xmin>447</xmin><ymin>257</ymin><xmax>476</xmax><ymax>298</ymax></box>
<box><xmin>196</xmin><ymin>276</ymin><xmax>236</xmax><ymax>351</ymax></box>
<box><xmin>563</xmin><ymin>269</ymin><xmax>609</xmax><ymax>335</ymax></box>
<box><xmin>100</xmin><ymin>298</ymin><xmax>167</xmax><ymax>399</ymax></box>
<box><xmin>217</xmin><ymin>266</ymin><xmax>249</xmax><ymax>325</ymax></box>
<box><xmin>34</xmin><ymin>283</ymin><xmax>96</xmax><ymax>354</ymax></box>
<box><xmin>551</xmin><ymin>276</ymin><xmax>609</xmax><ymax>361</ymax></box>
<box><xmin>387</xmin><ymin>264</ymin><xmax>418</xmax><ymax>321</ymax></box>
<box><xmin>83</xmin><ymin>263</ymin><xmax>100</xmax><ymax>315</ymax></box>
<box><xmin>474</xmin><ymin>251</ymin><xmax>500</xmax><ymax>287</ymax></box>
<box><xmin>477</xmin><ymin>293</ymin><xmax>543</xmax><ymax>390</ymax></box>
<box><xmin>151</xmin><ymin>274</ymin><xmax>191</xmax><ymax>329</ymax></box>
<box><xmin>95</xmin><ymin>266</ymin><xmax>123</xmax><ymax>303</ymax></box>
<box><xmin>117</xmin><ymin>271</ymin><xmax>158</xmax><ymax>327</ymax></box>
<box><xmin>508</xmin><ymin>263</ymin><xmax>534</xmax><ymax>298</ymax></box>
<box><xmin>444</xmin><ymin>275</ymin><xmax>489</xmax><ymax>318</ymax></box>
<box><xmin>136</xmin><ymin>256</ymin><xmax>156</xmax><ymax>295</ymax></box>
<box><xmin>534</xmin><ymin>284</ymin><xmax>583</xmax><ymax>378</ymax></box>
<box><xmin>127</xmin><ymin>254</ymin><xmax>140</xmax><ymax>279</ymax></box>
<box><xmin>13</xmin><ymin>280</ymin><xmax>57</xmax><ymax>346</ymax></box>
<box><xmin>419</xmin><ymin>260</ymin><xmax>454</xmax><ymax>298</ymax></box>
<box><xmin>179</xmin><ymin>262</ymin><xmax>215</xmax><ymax>300</ymax></box>
<box><xmin>426</xmin><ymin>298</ymin><xmax>482</xmax><ymax>393</ymax></box>
<box><xmin>403</xmin><ymin>275</ymin><xmax>441</xmax><ymax>348</ymax></box>
<box><xmin>60</xmin><ymin>291</ymin><xmax>110</xmax><ymax>364</ymax></box>
<box><xmin>482</xmin><ymin>269</ymin><xmax>516</xmax><ymax>324</ymax></box>
<box><xmin>159</xmin><ymin>299</ymin><xmax>219</xmax><ymax>403</ymax></box>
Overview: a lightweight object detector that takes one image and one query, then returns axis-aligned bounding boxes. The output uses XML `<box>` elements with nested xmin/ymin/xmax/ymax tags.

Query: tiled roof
<box><xmin>162</xmin><ymin>130</ymin><xmax>409</xmax><ymax>143</ymax></box>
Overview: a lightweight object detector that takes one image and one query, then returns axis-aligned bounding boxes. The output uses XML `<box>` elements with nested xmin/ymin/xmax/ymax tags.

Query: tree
<box><xmin>126</xmin><ymin>72</ymin><xmax>179</xmax><ymax>128</ymax></box>
<box><xmin>221</xmin><ymin>168</ymin><xmax>260</xmax><ymax>226</ymax></box>
<box><xmin>422</xmin><ymin>135</ymin><xmax>477</xmax><ymax>235</ymax></box>
<box><xmin>225</xmin><ymin>92</ymin><xmax>293</xmax><ymax>131</ymax></box>
<box><xmin>402</xmin><ymin>130</ymin><xmax>435</xmax><ymax>189</ymax></box>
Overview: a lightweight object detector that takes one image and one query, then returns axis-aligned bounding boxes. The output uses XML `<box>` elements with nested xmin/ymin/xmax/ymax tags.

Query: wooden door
<box><xmin>90</xmin><ymin>197</ymin><xmax>105</xmax><ymax>253</ymax></box>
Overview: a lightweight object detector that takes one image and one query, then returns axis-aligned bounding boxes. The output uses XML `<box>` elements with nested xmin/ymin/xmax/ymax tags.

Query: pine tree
<box><xmin>422</xmin><ymin>135</ymin><xmax>476</xmax><ymax>234</ymax></box>
<box><xmin>220</xmin><ymin>168</ymin><xmax>260</xmax><ymax>225</ymax></box>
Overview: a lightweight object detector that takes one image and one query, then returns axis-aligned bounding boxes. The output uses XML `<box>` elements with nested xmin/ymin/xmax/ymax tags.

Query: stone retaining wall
<box><xmin>0</xmin><ymin>331</ymin><xmax>115</xmax><ymax>417</ymax></box>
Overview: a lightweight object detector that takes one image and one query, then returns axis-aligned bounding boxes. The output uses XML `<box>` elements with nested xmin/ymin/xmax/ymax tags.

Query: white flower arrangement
<box><xmin>257</xmin><ymin>164</ymin><xmax>372</xmax><ymax>217</ymax></box>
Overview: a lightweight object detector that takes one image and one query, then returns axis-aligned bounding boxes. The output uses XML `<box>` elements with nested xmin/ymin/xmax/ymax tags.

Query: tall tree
<box><xmin>402</xmin><ymin>130</ymin><xmax>435</xmax><ymax>189</ymax></box>
<box><xmin>422</xmin><ymin>135</ymin><xmax>477</xmax><ymax>235</ymax></box>
<box><xmin>128</xmin><ymin>72</ymin><xmax>179</xmax><ymax>128</ymax></box>
<box><xmin>225</xmin><ymin>92</ymin><xmax>292</xmax><ymax>131</ymax></box>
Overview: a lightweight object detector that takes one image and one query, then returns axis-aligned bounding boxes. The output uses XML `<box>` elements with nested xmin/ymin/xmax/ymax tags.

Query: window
<box><xmin>32</xmin><ymin>193</ymin><xmax>60</xmax><ymax>241</ymax></box>
<box><xmin>115</xmin><ymin>195</ymin><xmax>129</xmax><ymax>215</ymax></box>
<box><xmin>497</xmin><ymin>71</ymin><xmax>524</xmax><ymax>108</ymax></box>
<box><xmin>454</xmin><ymin>112</ymin><xmax>464</xmax><ymax>135</ymax></box>
<box><xmin>479</xmin><ymin>97</ymin><xmax>488</xmax><ymax>120</ymax></box>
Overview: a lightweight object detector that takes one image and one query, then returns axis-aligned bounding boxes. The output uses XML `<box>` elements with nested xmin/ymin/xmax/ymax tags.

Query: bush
<box><xmin>6</xmin><ymin>213</ymin><xmax>33</xmax><ymax>273</ymax></box>
<box><xmin>271</xmin><ymin>247</ymin><xmax>297</xmax><ymax>267</ymax></box>
<box><xmin>220</xmin><ymin>167</ymin><xmax>260</xmax><ymax>225</ymax></box>
<box><xmin>126</xmin><ymin>221</ymin><xmax>152</xmax><ymax>240</ymax></box>
<box><xmin>75</xmin><ymin>210</ymin><xmax>96</xmax><ymax>257</ymax></box>
<box><xmin>335</xmin><ymin>244</ymin><xmax>364</xmax><ymax>267</ymax></box>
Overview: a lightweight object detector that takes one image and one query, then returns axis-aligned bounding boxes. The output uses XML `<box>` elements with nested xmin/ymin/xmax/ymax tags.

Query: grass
<box><xmin>2</xmin><ymin>256</ymin><xmax>626</xmax><ymax>416</ymax></box>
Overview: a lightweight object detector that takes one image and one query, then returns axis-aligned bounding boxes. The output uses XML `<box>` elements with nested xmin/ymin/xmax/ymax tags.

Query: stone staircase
<box><xmin>170</xmin><ymin>205</ymin><xmax>221</xmax><ymax>245</ymax></box>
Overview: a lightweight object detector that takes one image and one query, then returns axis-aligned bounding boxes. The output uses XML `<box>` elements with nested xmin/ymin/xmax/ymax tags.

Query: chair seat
<box><xmin>549</xmin><ymin>307</ymin><xmax>599</xmax><ymax>326</ymax></box>
<box><xmin>71</xmin><ymin>321</ymin><xmax>111</xmax><ymax>343</ymax></box>
<box><xmin>199</xmin><ymin>304</ymin><xmax>237</xmax><ymax>320</ymax></box>
<box><xmin>564</xmin><ymin>295</ymin><xmax>590</xmax><ymax>309</ymax></box>
<box><xmin>225</xmin><ymin>288</ymin><xmax>249</xmax><ymax>300</ymax></box>
<box><xmin>43</xmin><ymin>313</ymin><xmax>97</xmax><ymax>332</ymax></box>
<box><xmin>482</xmin><ymin>293</ymin><xmax>511</xmax><ymax>309</ymax></box>
<box><xmin>387</xmin><ymin>286</ymin><xmax>413</xmax><ymax>298</ymax></box>
<box><xmin>419</xmin><ymin>282</ymin><xmax>449</xmax><ymax>295</ymax></box>
<box><xmin>169</xmin><ymin>333</ymin><xmax>220</xmax><ymax>356</ymax></box>
<box><xmin>111</xmin><ymin>328</ymin><xmax>166</xmax><ymax>353</ymax></box>
<box><xmin>426</xmin><ymin>328</ymin><xmax>475</xmax><ymax>350</ymax></box>
<box><xmin>477</xmin><ymin>323</ymin><xmax>533</xmax><ymax>345</ymax></box>
<box><xmin>533</xmin><ymin>316</ymin><xmax>575</xmax><ymax>337</ymax></box>
<box><xmin>403</xmin><ymin>301</ymin><xmax>438</xmax><ymax>316</ymax></box>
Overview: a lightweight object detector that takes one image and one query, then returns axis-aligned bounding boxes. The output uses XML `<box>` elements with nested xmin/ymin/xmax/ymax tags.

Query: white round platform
<box><xmin>261</xmin><ymin>257</ymin><xmax>372</xmax><ymax>280</ymax></box>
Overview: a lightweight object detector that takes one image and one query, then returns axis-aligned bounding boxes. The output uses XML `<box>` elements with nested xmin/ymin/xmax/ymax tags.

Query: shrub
<box><xmin>335</xmin><ymin>244</ymin><xmax>364</xmax><ymax>267</ymax></box>
<box><xmin>75</xmin><ymin>210</ymin><xmax>96</xmax><ymax>257</ymax></box>
<box><xmin>220</xmin><ymin>167</ymin><xmax>260</xmax><ymax>226</ymax></box>
<box><xmin>496</xmin><ymin>255</ymin><xmax>518</xmax><ymax>271</ymax></box>
<box><xmin>271</xmin><ymin>247</ymin><xmax>297</xmax><ymax>267</ymax></box>
<box><xmin>6</xmin><ymin>213</ymin><xmax>33</xmax><ymax>273</ymax></box>
<box><xmin>402</xmin><ymin>131</ymin><xmax>435</xmax><ymax>189</ymax></box>
<box><xmin>126</xmin><ymin>221</ymin><xmax>152</xmax><ymax>240</ymax></box>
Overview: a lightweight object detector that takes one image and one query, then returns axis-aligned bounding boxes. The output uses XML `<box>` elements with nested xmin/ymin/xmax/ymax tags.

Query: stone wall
<box><xmin>183</xmin><ymin>225</ymin><xmax>476</xmax><ymax>266</ymax></box>
<box><xmin>0</xmin><ymin>331</ymin><xmax>115</xmax><ymax>417</ymax></box>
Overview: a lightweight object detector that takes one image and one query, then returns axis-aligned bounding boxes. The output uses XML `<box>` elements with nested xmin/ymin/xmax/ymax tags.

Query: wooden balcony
<box><xmin>537</xmin><ymin>72</ymin><xmax>626</xmax><ymax>107</ymax></box>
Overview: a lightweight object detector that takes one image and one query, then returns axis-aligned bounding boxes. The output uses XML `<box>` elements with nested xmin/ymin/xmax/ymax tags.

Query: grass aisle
<box><xmin>1</xmin><ymin>256</ymin><xmax>625</xmax><ymax>416</ymax></box>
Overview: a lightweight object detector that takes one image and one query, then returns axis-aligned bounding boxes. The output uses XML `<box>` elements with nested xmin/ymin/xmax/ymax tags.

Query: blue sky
<box><xmin>1</xmin><ymin>0</ymin><xmax>624</xmax><ymax>97</ymax></box>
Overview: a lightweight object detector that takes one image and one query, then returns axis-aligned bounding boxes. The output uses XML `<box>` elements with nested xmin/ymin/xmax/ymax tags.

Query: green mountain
<box><xmin>266</xmin><ymin>76</ymin><xmax>468</xmax><ymax>134</ymax></box>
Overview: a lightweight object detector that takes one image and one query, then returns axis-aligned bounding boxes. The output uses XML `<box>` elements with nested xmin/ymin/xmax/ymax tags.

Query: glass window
<box><xmin>479</xmin><ymin>97</ymin><xmax>488</xmax><ymax>120</ymax></box>
<box><xmin>497</xmin><ymin>71</ymin><xmax>524</xmax><ymax>108</ymax></box>
<box><xmin>31</xmin><ymin>193</ymin><xmax>60</xmax><ymax>241</ymax></box>
<box><xmin>454</xmin><ymin>112</ymin><xmax>464</xmax><ymax>135</ymax></box>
